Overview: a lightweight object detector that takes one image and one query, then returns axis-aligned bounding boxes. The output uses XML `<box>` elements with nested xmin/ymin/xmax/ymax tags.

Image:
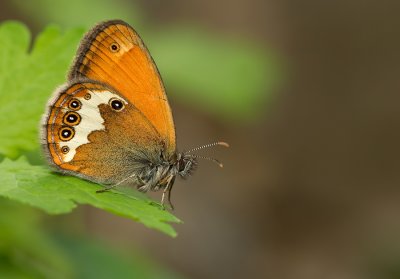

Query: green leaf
<box><xmin>0</xmin><ymin>157</ymin><xmax>180</xmax><ymax>237</ymax></box>
<box><xmin>0</xmin><ymin>21</ymin><xmax>84</xmax><ymax>158</ymax></box>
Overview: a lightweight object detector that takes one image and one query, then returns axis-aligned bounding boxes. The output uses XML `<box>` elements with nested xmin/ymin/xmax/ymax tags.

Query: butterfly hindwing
<box><xmin>42</xmin><ymin>80</ymin><xmax>164</xmax><ymax>185</ymax></box>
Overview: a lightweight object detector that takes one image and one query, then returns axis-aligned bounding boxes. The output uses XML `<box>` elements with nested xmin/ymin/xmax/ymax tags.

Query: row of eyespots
<box><xmin>60</xmin><ymin>97</ymin><xmax>84</xmax><ymax>153</ymax></box>
<box><xmin>59</xmin><ymin>95</ymin><xmax>125</xmax><ymax>154</ymax></box>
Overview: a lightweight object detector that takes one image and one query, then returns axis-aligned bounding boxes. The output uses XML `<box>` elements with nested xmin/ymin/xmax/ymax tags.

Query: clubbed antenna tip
<box><xmin>190</xmin><ymin>155</ymin><xmax>224</xmax><ymax>168</ymax></box>
<box><xmin>218</xmin><ymin>142</ymin><xmax>230</xmax><ymax>148</ymax></box>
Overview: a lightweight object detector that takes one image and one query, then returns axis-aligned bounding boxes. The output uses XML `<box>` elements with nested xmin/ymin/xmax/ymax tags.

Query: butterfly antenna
<box><xmin>189</xmin><ymin>154</ymin><xmax>224</xmax><ymax>168</ymax></box>
<box><xmin>186</xmin><ymin>141</ymin><xmax>229</xmax><ymax>154</ymax></box>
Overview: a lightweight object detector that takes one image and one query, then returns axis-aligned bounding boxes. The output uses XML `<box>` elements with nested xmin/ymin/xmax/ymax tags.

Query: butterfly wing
<box><xmin>68</xmin><ymin>20</ymin><xmax>176</xmax><ymax>157</ymax></box>
<box><xmin>42</xmin><ymin>81</ymin><xmax>164</xmax><ymax>185</ymax></box>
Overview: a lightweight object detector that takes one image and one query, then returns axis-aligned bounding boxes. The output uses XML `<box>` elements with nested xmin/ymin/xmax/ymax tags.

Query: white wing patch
<box><xmin>60</xmin><ymin>90</ymin><xmax>127</xmax><ymax>162</ymax></box>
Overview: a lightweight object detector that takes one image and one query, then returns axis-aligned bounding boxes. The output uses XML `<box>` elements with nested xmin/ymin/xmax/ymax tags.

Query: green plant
<box><xmin>0</xmin><ymin>21</ymin><xmax>179</xmax><ymax>237</ymax></box>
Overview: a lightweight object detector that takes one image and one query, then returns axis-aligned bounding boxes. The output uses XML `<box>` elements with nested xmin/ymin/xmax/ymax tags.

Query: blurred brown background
<box><xmin>2</xmin><ymin>0</ymin><xmax>400</xmax><ymax>278</ymax></box>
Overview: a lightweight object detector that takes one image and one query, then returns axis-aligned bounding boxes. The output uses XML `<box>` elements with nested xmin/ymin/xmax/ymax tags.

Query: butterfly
<box><xmin>41</xmin><ymin>20</ymin><xmax>228</xmax><ymax>209</ymax></box>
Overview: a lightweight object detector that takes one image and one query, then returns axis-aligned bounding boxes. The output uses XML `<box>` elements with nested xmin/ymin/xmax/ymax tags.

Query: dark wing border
<box><xmin>68</xmin><ymin>19</ymin><xmax>130</xmax><ymax>80</ymax></box>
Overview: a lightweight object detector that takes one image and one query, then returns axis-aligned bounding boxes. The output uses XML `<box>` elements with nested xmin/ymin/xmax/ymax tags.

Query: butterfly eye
<box><xmin>63</xmin><ymin>111</ymin><xmax>81</xmax><ymax>126</ymax></box>
<box><xmin>109</xmin><ymin>98</ymin><xmax>125</xmax><ymax>111</ymax></box>
<box><xmin>68</xmin><ymin>98</ymin><xmax>81</xmax><ymax>111</ymax></box>
<box><xmin>61</xmin><ymin>146</ymin><xmax>69</xmax><ymax>154</ymax></box>
<box><xmin>59</xmin><ymin>127</ymin><xmax>75</xmax><ymax>141</ymax></box>
<box><xmin>110</xmin><ymin>42</ymin><xmax>120</xmax><ymax>52</ymax></box>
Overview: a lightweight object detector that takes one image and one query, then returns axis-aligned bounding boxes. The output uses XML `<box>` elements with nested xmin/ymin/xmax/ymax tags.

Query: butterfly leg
<box><xmin>161</xmin><ymin>186</ymin><xmax>173</xmax><ymax>210</ymax></box>
<box><xmin>161</xmin><ymin>176</ymin><xmax>176</xmax><ymax>210</ymax></box>
<box><xmin>96</xmin><ymin>173</ymin><xmax>137</xmax><ymax>193</ymax></box>
<box><xmin>96</xmin><ymin>184</ymin><xmax>116</xmax><ymax>193</ymax></box>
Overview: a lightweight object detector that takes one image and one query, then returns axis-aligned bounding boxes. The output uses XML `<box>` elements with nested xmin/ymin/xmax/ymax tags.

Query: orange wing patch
<box><xmin>69</xmin><ymin>20</ymin><xmax>176</xmax><ymax>157</ymax></box>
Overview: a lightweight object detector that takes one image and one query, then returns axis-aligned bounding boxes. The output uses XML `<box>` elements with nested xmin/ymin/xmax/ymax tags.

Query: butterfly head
<box><xmin>173</xmin><ymin>141</ymin><xmax>230</xmax><ymax>178</ymax></box>
<box><xmin>176</xmin><ymin>152</ymin><xmax>197</xmax><ymax>178</ymax></box>
<box><xmin>151</xmin><ymin>141</ymin><xmax>228</xmax><ymax>209</ymax></box>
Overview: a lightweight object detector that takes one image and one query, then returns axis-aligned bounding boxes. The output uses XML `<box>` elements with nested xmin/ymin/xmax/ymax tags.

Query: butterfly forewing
<box><xmin>68</xmin><ymin>20</ymin><xmax>176</xmax><ymax>157</ymax></box>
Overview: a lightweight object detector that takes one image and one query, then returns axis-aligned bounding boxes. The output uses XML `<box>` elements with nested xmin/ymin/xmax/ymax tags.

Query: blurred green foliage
<box><xmin>149</xmin><ymin>26</ymin><xmax>279</xmax><ymax>120</ymax></box>
<box><xmin>0</xmin><ymin>200</ymin><xmax>73</xmax><ymax>277</ymax></box>
<box><xmin>0</xmin><ymin>199</ymin><xmax>182</xmax><ymax>278</ymax></box>
<box><xmin>9</xmin><ymin>0</ymin><xmax>281</xmax><ymax>121</ymax></box>
<box><xmin>57</xmin><ymin>236</ymin><xmax>183</xmax><ymax>279</ymax></box>
<box><xmin>10</xmin><ymin>0</ymin><xmax>145</xmax><ymax>30</ymax></box>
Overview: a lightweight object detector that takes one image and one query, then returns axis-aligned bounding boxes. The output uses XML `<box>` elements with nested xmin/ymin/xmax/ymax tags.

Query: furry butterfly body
<box><xmin>41</xmin><ymin>20</ymin><xmax>200</xmax><ymax>207</ymax></box>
